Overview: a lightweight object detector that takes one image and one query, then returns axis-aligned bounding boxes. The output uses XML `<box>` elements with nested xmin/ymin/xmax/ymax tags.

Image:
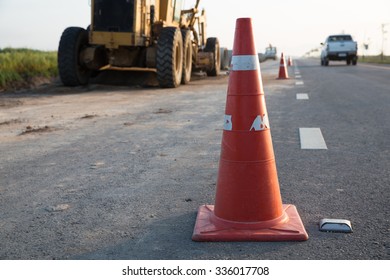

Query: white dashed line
<box><xmin>296</xmin><ymin>93</ymin><xmax>309</xmax><ymax>100</ymax></box>
<box><xmin>291</xmin><ymin>65</ymin><xmax>327</xmax><ymax>151</ymax></box>
<box><xmin>299</xmin><ymin>128</ymin><xmax>327</xmax><ymax>149</ymax></box>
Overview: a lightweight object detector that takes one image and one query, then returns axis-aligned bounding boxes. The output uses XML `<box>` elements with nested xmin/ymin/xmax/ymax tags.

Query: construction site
<box><xmin>0</xmin><ymin>0</ymin><xmax>389</xmax><ymax>279</ymax></box>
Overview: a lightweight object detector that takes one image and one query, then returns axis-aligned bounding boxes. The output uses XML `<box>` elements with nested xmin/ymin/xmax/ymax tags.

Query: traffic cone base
<box><xmin>192</xmin><ymin>204</ymin><xmax>308</xmax><ymax>242</ymax></box>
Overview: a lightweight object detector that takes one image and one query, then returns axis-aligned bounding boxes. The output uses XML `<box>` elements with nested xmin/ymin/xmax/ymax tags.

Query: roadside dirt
<box><xmin>0</xmin><ymin>76</ymin><xmax>55</xmax><ymax>93</ymax></box>
<box><xmin>0</xmin><ymin>69</ymin><xmax>233</xmax><ymax>259</ymax></box>
<box><xmin>0</xmin><ymin>71</ymin><xmax>226</xmax><ymax>143</ymax></box>
<box><xmin>0</xmin><ymin>67</ymin><xmax>280</xmax><ymax>143</ymax></box>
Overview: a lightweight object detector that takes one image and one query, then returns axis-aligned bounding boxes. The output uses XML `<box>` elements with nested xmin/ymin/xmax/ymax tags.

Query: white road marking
<box><xmin>295</xmin><ymin>75</ymin><xmax>302</xmax><ymax>78</ymax></box>
<box><xmin>296</xmin><ymin>93</ymin><xmax>309</xmax><ymax>100</ymax></box>
<box><xmin>296</xmin><ymin>81</ymin><xmax>304</xmax><ymax>85</ymax></box>
<box><xmin>299</xmin><ymin>128</ymin><xmax>328</xmax><ymax>149</ymax></box>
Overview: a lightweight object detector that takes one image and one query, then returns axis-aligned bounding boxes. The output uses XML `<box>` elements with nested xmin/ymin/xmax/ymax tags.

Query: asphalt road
<box><xmin>0</xmin><ymin>58</ymin><xmax>389</xmax><ymax>260</ymax></box>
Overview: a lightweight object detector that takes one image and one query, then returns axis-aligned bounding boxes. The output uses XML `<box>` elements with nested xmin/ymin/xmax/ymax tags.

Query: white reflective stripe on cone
<box><xmin>231</xmin><ymin>55</ymin><xmax>259</xmax><ymax>71</ymax></box>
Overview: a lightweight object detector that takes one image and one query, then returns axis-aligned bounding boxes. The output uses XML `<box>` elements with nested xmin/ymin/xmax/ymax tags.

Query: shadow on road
<box><xmin>73</xmin><ymin>211</ymin><xmax>306</xmax><ymax>260</ymax></box>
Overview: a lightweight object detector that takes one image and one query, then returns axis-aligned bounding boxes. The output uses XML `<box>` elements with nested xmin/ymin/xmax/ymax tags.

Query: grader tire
<box><xmin>205</xmin><ymin>37</ymin><xmax>221</xmax><ymax>77</ymax></box>
<box><xmin>58</xmin><ymin>27</ymin><xmax>90</xmax><ymax>86</ymax></box>
<box><xmin>220</xmin><ymin>47</ymin><xmax>229</xmax><ymax>70</ymax></box>
<box><xmin>156</xmin><ymin>27</ymin><xmax>183</xmax><ymax>88</ymax></box>
<box><xmin>181</xmin><ymin>29</ymin><xmax>192</xmax><ymax>85</ymax></box>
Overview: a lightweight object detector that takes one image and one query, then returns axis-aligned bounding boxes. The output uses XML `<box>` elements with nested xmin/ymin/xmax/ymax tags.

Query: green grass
<box><xmin>0</xmin><ymin>48</ymin><xmax>58</xmax><ymax>90</ymax></box>
<box><xmin>359</xmin><ymin>55</ymin><xmax>390</xmax><ymax>64</ymax></box>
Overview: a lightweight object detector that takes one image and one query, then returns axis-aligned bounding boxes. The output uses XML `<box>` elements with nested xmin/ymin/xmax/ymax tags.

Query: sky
<box><xmin>0</xmin><ymin>0</ymin><xmax>389</xmax><ymax>56</ymax></box>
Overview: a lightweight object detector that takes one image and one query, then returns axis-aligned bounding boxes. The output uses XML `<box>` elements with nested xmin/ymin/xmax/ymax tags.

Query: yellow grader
<box><xmin>58</xmin><ymin>0</ymin><xmax>220</xmax><ymax>88</ymax></box>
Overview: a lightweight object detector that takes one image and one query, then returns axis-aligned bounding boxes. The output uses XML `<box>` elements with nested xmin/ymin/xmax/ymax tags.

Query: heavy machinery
<box><xmin>58</xmin><ymin>0</ymin><xmax>220</xmax><ymax>88</ymax></box>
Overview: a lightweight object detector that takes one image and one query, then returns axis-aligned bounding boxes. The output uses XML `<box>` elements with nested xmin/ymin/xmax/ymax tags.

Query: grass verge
<box><xmin>359</xmin><ymin>55</ymin><xmax>390</xmax><ymax>64</ymax></box>
<box><xmin>0</xmin><ymin>48</ymin><xmax>58</xmax><ymax>91</ymax></box>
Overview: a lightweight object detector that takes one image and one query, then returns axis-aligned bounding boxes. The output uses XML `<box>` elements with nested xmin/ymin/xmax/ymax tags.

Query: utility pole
<box><xmin>381</xmin><ymin>23</ymin><xmax>389</xmax><ymax>61</ymax></box>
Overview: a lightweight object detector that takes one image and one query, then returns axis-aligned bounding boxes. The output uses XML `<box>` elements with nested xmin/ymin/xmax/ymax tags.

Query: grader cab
<box><xmin>58</xmin><ymin>0</ymin><xmax>220</xmax><ymax>88</ymax></box>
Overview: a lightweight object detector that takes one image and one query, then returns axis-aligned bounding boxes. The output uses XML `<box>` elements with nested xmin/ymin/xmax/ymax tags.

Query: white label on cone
<box><xmin>223</xmin><ymin>115</ymin><xmax>233</xmax><ymax>130</ymax></box>
<box><xmin>231</xmin><ymin>55</ymin><xmax>259</xmax><ymax>71</ymax></box>
<box><xmin>250</xmin><ymin>114</ymin><xmax>270</xmax><ymax>131</ymax></box>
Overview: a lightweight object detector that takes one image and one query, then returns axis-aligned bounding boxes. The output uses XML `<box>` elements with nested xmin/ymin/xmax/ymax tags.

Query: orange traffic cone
<box><xmin>192</xmin><ymin>18</ymin><xmax>308</xmax><ymax>242</ymax></box>
<box><xmin>277</xmin><ymin>53</ymin><xmax>289</xmax><ymax>79</ymax></box>
<box><xmin>288</xmin><ymin>56</ymin><xmax>293</xmax><ymax>66</ymax></box>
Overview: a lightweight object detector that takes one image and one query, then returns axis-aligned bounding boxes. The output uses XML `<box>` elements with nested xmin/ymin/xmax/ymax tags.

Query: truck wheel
<box><xmin>157</xmin><ymin>27</ymin><xmax>183</xmax><ymax>88</ymax></box>
<box><xmin>352</xmin><ymin>58</ymin><xmax>357</xmax><ymax>65</ymax></box>
<box><xmin>205</xmin><ymin>37</ymin><xmax>221</xmax><ymax>76</ymax></box>
<box><xmin>58</xmin><ymin>27</ymin><xmax>90</xmax><ymax>86</ymax></box>
<box><xmin>324</xmin><ymin>58</ymin><xmax>329</xmax><ymax>66</ymax></box>
<box><xmin>220</xmin><ymin>48</ymin><xmax>229</xmax><ymax>70</ymax></box>
<box><xmin>181</xmin><ymin>29</ymin><xmax>192</xmax><ymax>85</ymax></box>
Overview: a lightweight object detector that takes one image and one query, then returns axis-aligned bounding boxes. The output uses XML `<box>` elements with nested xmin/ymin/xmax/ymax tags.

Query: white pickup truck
<box><xmin>320</xmin><ymin>34</ymin><xmax>358</xmax><ymax>66</ymax></box>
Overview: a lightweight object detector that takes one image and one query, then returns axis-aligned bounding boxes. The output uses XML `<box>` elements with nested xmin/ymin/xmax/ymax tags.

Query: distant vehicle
<box><xmin>264</xmin><ymin>45</ymin><xmax>277</xmax><ymax>60</ymax></box>
<box><xmin>321</xmin><ymin>34</ymin><xmax>358</xmax><ymax>66</ymax></box>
